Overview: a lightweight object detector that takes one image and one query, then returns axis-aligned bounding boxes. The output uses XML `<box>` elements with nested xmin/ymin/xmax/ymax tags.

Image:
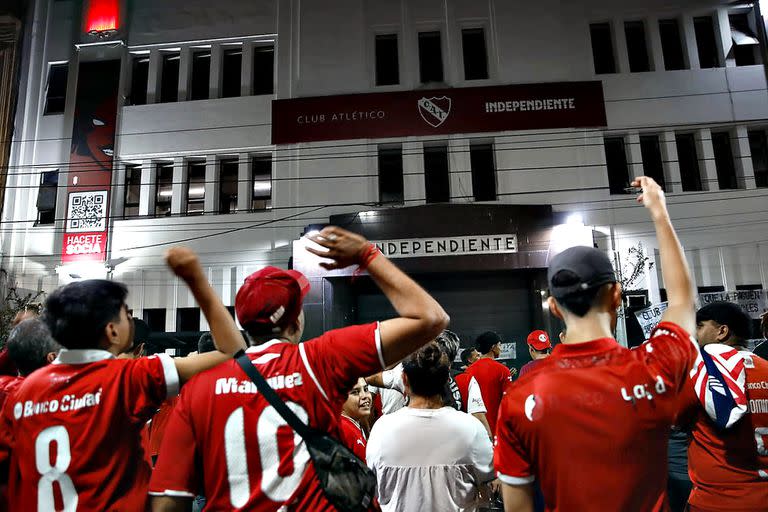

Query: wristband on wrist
<box><xmin>353</xmin><ymin>243</ymin><xmax>381</xmax><ymax>278</ymax></box>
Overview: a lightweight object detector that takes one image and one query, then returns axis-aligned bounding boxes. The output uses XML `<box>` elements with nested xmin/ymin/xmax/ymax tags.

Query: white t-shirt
<box><xmin>466</xmin><ymin>376</ymin><xmax>487</xmax><ymax>415</ymax></box>
<box><xmin>367</xmin><ymin>406</ymin><xmax>495</xmax><ymax>512</ymax></box>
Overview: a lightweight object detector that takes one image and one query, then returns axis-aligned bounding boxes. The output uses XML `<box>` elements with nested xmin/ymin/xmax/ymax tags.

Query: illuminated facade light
<box><xmin>84</xmin><ymin>0</ymin><xmax>119</xmax><ymax>34</ymax></box>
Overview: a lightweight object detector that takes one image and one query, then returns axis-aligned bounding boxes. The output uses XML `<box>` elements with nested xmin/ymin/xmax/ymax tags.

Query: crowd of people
<box><xmin>0</xmin><ymin>175</ymin><xmax>765</xmax><ymax>511</ymax></box>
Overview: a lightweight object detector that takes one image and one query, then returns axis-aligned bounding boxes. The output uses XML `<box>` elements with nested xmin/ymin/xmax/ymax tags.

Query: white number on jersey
<box><xmin>224</xmin><ymin>404</ymin><xmax>311</xmax><ymax>507</ymax></box>
<box><xmin>35</xmin><ymin>426</ymin><xmax>79</xmax><ymax>512</ymax></box>
<box><xmin>755</xmin><ymin>427</ymin><xmax>768</xmax><ymax>479</ymax></box>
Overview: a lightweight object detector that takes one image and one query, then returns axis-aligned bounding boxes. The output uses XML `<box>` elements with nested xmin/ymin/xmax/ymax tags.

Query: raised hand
<box><xmin>305</xmin><ymin>226</ymin><xmax>371</xmax><ymax>270</ymax></box>
<box><xmin>165</xmin><ymin>246</ymin><xmax>203</xmax><ymax>282</ymax></box>
<box><xmin>631</xmin><ymin>176</ymin><xmax>668</xmax><ymax>221</ymax></box>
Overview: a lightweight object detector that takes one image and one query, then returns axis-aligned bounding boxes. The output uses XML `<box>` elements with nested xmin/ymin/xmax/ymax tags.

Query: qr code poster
<box><xmin>66</xmin><ymin>191</ymin><xmax>108</xmax><ymax>233</ymax></box>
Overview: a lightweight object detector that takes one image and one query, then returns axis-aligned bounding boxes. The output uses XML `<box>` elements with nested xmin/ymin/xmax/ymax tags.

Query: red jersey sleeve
<box><xmin>640</xmin><ymin>321</ymin><xmax>700</xmax><ymax>395</ymax></box>
<box><xmin>148</xmin><ymin>389</ymin><xmax>199</xmax><ymax>498</ymax></box>
<box><xmin>494</xmin><ymin>395</ymin><xmax>535</xmax><ymax>486</ymax></box>
<box><xmin>122</xmin><ymin>354</ymin><xmax>180</xmax><ymax>424</ymax></box>
<box><xmin>299</xmin><ymin>323</ymin><xmax>384</xmax><ymax>405</ymax></box>
<box><xmin>0</xmin><ymin>401</ymin><xmax>13</xmax><ymax>481</ymax></box>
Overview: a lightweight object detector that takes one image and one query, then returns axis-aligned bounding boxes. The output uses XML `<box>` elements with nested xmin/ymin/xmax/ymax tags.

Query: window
<box><xmin>694</xmin><ymin>16</ymin><xmax>720</xmax><ymax>69</ymax></box>
<box><xmin>129</xmin><ymin>55</ymin><xmax>149</xmax><ymax>106</ymax></box>
<box><xmin>639</xmin><ymin>135</ymin><xmax>666</xmax><ymax>190</ymax></box>
<box><xmin>604</xmin><ymin>137</ymin><xmax>630</xmax><ymax>194</ymax></box>
<box><xmin>625</xmin><ymin>21</ymin><xmax>651</xmax><ymax>72</ymax></box>
<box><xmin>252</xmin><ymin>45</ymin><xmax>274</xmax><ymax>95</ymax></box>
<box><xmin>124</xmin><ymin>165</ymin><xmax>141</xmax><ymax>217</ymax></box>
<box><xmin>44</xmin><ymin>63</ymin><xmax>68</xmax><ymax>114</ymax></box>
<box><xmin>219</xmin><ymin>159</ymin><xmax>239</xmax><ymax>214</ymax></box>
<box><xmin>470</xmin><ymin>143</ymin><xmax>496</xmax><ymax>201</ymax></box>
<box><xmin>176</xmin><ymin>307</ymin><xmax>200</xmax><ymax>332</ymax></box>
<box><xmin>251</xmin><ymin>156</ymin><xmax>272</xmax><ymax>210</ymax></box>
<box><xmin>675</xmin><ymin>134</ymin><xmax>702</xmax><ymax>191</ymax></box>
<box><xmin>222</xmin><ymin>47</ymin><xmax>242</xmax><ymax>98</ymax></box>
<box><xmin>375</xmin><ymin>34</ymin><xmax>399</xmax><ymax>86</ymax></box>
<box><xmin>378</xmin><ymin>146</ymin><xmax>403</xmax><ymax>204</ymax></box>
<box><xmin>186</xmin><ymin>162</ymin><xmax>206</xmax><ymax>214</ymax></box>
<box><xmin>155</xmin><ymin>163</ymin><xmax>173</xmax><ymax>216</ymax></box>
<box><xmin>462</xmin><ymin>28</ymin><xmax>488</xmax><ymax>80</ymax></box>
<box><xmin>160</xmin><ymin>53</ymin><xmax>180</xmax><ymax>103</ymax></box>
<box><xmin>143</xmin><ymin>309</ymin><xmax>166</xmax><ymax>332</ymax></box>
<box><xmin>748</xmin><ymin>129</ymin><xmax>768</xmax><ymax>188</ymax></box>
<box><xmin>424</xmin><ymin>144</ymin><xmax>450</xmax><ymax>203</ymax></box>
<box><xmin>711</xmin><ymin>132</ymin><xmax>738</xmax><ymax>190</ymax></box>
<box><xmin>418</xmin><ymin>31</ymin><xmax>444</xmax><ymax>83</ymax></box>
<box><xmin>589</xmin><ymin>23</ymin><xmax>616</xmax><ymax>74</ymax></box>
<box><xmin>36</xmin><ymin>171</ymin><xmax>58</xmax><ymax>225</ymax></box>
<box><xmin>729</xmin><ymin>12</ymin><xmax>761</xmax><ymax>66</ymax></box>
<box><xmin>190</xmin><ymin>50</ymin><xmax>211</xmax><ymax>100</ymax></box>
<box><xmin>659</xmin><ymin>19</ymin><xmax>686</xmax><ymax>70</ymax></box>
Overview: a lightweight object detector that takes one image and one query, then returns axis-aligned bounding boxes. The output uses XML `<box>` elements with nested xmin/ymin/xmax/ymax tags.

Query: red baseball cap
<box><xmin>527</xmin><ymin>330</ymin><xmax>552</xmax><ymax>351</ymax></box>
<box><xmin>235</xmin><ymin>267</ymin><xmax>310</xmax><ymax>333</ymax></box>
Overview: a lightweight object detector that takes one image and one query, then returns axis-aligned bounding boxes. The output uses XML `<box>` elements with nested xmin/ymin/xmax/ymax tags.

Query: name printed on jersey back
<box><xmin>215</xmin><ymin>373</ymin><xmax>303</xmax><ymax>395</ymax></box>
<box><xmin>12</xmin><ymin>388</ymin><xmax>102</xmax><ymax>419</ymax></box>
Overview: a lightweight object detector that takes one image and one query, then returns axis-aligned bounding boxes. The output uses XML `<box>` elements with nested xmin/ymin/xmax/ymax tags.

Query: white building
<box><xmin>2</xmin><ymin>0</ymin><xmax>767</xmax><ymax>351</ymax></box>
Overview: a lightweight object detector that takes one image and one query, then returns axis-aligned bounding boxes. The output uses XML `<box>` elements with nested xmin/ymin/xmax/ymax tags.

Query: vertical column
<box><xmin>626</xmin><ymin>133</ymin><xmax>644</xmax><ymax>179</ymax></box>
<box><xmin>209</xmin><ymin>43</ymin><xmax>223</xmax><ymax>99</ymax></box>
<box><xmin>237</xmin><ymin>153</ymin><xmax>251</xmax><ymax>212</ymax></box>
<box><xmin>139</xmin><ymin>160</ymin><xmax>154</xmax><ymax>216</ymax></box>
<box><xmin>613</xmin><ymin>18</ymin><xmax>630</xmax><ymax>73</ymax></box>
<box><xmin>171</xmin><ymin>157</ymin><xmax>186</xmax><ymax>215</ymax></box>
<box><xmin>448</xmin><ymin>138</ymin><xmax>472</xmax><ymax>203</ymax></box>
<box><xmin>177</xmin><ymin>46</ymin><xmax>192</xmax><ymax>101</ymax></box>
<box><xmin>241</xmin><ymin>43</ymin><xmax>254</xmax><ymax>97</ymax></box>
<box><xmin>402</xmin><ymin>141</ymin><xmax>424</xmax><ymax>204</ymax></box>
<box><xmin>146</xmin><ymin>49</ymin><xmax>162</xmax><ymax>104</ymax></box>
<box><xmin>659</xmin><ymin>131</ymin><xmax>683</xmax><ymax>193</ymax></box>
<box><xmin>714</xmin><ymin>8</ymin><xmax>732</xmax><ymax>68</ymax></box>
<box><xmin>682</xmin><ymin>15</ymin><xmax>700</xmax><ymax>70</ymax></box>
<box><xmin>733</xmin><ymin>126</ymin><xmax>757</xmax><ymax>189</ymax></box>
<box><xmin>442</xmin><ymin>0</ymin><xmax>458</xmax><ymax>84</ymax></box>
<box><xmin>112</xmin><ymin>164</ymin><xmax>127</xmax><ymax>218</ymax></box>
<box><xmin>696</xmin><ymin>129</ymin><xmax>720</xmax><ymax>192</ymax></box>
<box><xmin>647</xmin><ymin>17</ymin><xmax>665</xmax><ymax>71</ymax></box>
<box><xmin>204</xmin><ymin>155</ymin><xmax>220</xmax><ymax>214</ymax></box>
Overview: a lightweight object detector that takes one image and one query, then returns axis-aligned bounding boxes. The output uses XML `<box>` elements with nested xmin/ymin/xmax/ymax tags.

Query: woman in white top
<box><xmin>366</xmin><ymin>341</ymin><xmax>495</xmax><ymax>512</ymax></box>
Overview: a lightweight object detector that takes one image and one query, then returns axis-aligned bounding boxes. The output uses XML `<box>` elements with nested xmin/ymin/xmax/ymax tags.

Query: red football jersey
<box><xmin>0</xmin><ymin>376</ymin><xmax>22</xmax><ymax>413</ymax></box>
<box><xmin>455</xmin><ymin>372</ymin><xmax>470</xmax><ymax>413</ymax></box>
<box><xmin>0</xmin><ymin>350</ymin><xmax>178</xmax><ymax>511</ymax></box>
<box><xmin>338</xmin><ymin>415</ymin><xmax>367</xmax><ymax>461</ymax></box>
<box><xmin>494</xmin><ymin>322</ymin><xmax>699</xmax><ymax>512</ymax></box>
<box><xmin>678</xmin><ymin>352</ymin><xmax>768</xmax><ymax>511</ymax></box>
<box><xmin>149</xmin><ymin>323</ymin><xmax>385</xmax><ymax>511</ymax></box>
<box><xmin>465</xmin><ymin>358</ymin><xmax>512</xmax><ymax>434</ymax></box>
<box><xmin>147</xmin><ymin>396</ymin><xmax>180</xmax><ymax>459</ymax></box>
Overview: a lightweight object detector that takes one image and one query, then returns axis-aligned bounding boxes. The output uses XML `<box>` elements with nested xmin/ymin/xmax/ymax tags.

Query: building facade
<box><xmin>3</xmin><ymin>0</ymin><xmax>768</xmax><ymax>355</ymax></box>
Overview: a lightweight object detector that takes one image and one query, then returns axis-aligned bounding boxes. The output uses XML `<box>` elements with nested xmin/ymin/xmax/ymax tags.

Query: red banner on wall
<box><xmin>272</xmin><ymin>81</ymin><xmax>606</xmax><ymax>144</ymax></box>
<box><xmin>61</xmin><ymin>60</ymin><xmax>121</xmax><ymax>264</ymax></box>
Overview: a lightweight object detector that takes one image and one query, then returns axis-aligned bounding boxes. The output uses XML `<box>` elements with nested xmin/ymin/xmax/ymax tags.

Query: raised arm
<box><xmin>164</xmin><ymin>247</ymin><xmax>247</xmax><ymax>383</ymax></box>
<box><xmin>632</xmin><ymin>176</ymin><xmax>695</xmax><ymax>335</ymax></box>
<box><xmin>307</xmin><ymin>226</ymin><xmax>449</xmax><ymax>367</ymax></box>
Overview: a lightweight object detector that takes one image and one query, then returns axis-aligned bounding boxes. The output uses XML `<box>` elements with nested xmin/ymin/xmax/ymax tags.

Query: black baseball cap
<box><xmin>696</xmin><ymin>301</ymin><xmax>752</xmax><ymax>340</ymax></box>
<box><xmin>548</xmin><ymin>246</ymin><xmax>617</xmax><ymax>299</ymax></box>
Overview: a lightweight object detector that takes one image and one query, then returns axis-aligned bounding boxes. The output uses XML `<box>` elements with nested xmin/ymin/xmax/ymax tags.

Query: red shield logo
<box><xmin>417</xmin><ymin>96</ymin><xmax>452</xmax><ymax>128</ymax></box>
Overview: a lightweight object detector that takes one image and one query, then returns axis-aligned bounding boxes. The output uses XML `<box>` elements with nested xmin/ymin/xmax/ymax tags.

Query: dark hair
<box><xmin>42</xmin><ymin>280</ymin><xmax>128</xmax><ymax>349</ymax></box>
<box><xmin>435</xmin><ymin>330</ymin><xmax>460</xmax><ymax>361</ymax></box>
<box><xmin>696</xmin><ymin>301</ymin><xmax>753</xmax><ymax>342</ymax></box>
<box><xmin>7</xmin><ymin>319</ymin><xmax>62</xmax><ymax>376</ymax></box>
<box><xmin>460</xmin><ymin>348</ymin><xmax>475</xmax><ymax>366</ymax></box>
<box><xmin>198</xmin><ymin>332</ymin><xmax>216</xmax><ymax>354</ymax></box>
<box><xmin>553</xmin><ymin>271</ymin><xmax>611</xmax><ymax>317</ymax></box>
<box><xmin>475</xmin><ymin>331</ymin><xmax>502</xmax><ymax>354</ymax></box>
<box><xmin>402</xmin><ymin>341</ymin><xmax>450</xmax><ymax>397</ymax></box>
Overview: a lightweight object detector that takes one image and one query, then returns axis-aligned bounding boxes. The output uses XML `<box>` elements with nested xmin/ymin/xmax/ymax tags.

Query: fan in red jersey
<box><xmin>339</xmin><ymin>377</ymin><xmax>373</xmax><ymax>461</ymax></box>
<box><xmin>0</xmin><ymin>248</ymin><xmax>247</xmax><ymax>511</ymax></box>
<box><xmin>675</xmin><ymin>301</ymin><xmax>768</xmax><ymax>512</ymax></box>
<box><xmin>150</xmin><ymin>226</ymin><xmax>448</xmax><ymax>512</ymax></box>
<box><xmin>464</xmin><ymin>331</ymin><xmax>515</xmax><ymax>436</ymax></box>
<box><xmin>517</xmin><ymin>330</ymin><xmax>552</xmax><ymax>379</ymax></box>
<box><xmin>495</xmin><ymin>177</ymin><xmax>701</xmax><ymax>512</ymax></box>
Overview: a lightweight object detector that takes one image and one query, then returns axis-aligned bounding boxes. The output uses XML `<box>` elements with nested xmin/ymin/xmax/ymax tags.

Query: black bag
<box><xmin>235</xmin><ymin>351</ymin><xmax>376</xmax><ymax>512</ymax></box>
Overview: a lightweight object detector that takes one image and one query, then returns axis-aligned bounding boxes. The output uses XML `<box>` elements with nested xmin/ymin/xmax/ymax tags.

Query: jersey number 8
<box><xmin>35</xmin><ymin>425</ymin><xmax>78</xmax><ymax>511</ymax></box>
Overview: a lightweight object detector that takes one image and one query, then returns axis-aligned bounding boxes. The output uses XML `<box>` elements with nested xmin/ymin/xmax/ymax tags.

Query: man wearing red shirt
<box><xmin>0</xmin><ymin>248</ymin><xmax>247</xmax><ymax>511</ymax></box>
<box><xmin>150</xmin><ymin>226</ymin><xmax>449</xmax><ymax>511</ymax></box>
<box><xmin>496</xmin><ymin>176</ymin><xmax>700</xmax><ymax>512</ymax></box>
<box><xmin>465</xmin><ymin>331</ymin><xmax>514</xmax><ymax>436</ymax></box>
<box><xmin>518</xmin><ymin>330</ymin><xmax>552</xmax><ymax>379</ymax></box>
<box><xmin>676</xmin><ymin>301</ymin><xmax>768</xmax><ymax>512</ymax></box>
<box><xmin>339</xmin><ymin>377</ymin><xmax>372</xmax><ymax>461</ymax></box>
